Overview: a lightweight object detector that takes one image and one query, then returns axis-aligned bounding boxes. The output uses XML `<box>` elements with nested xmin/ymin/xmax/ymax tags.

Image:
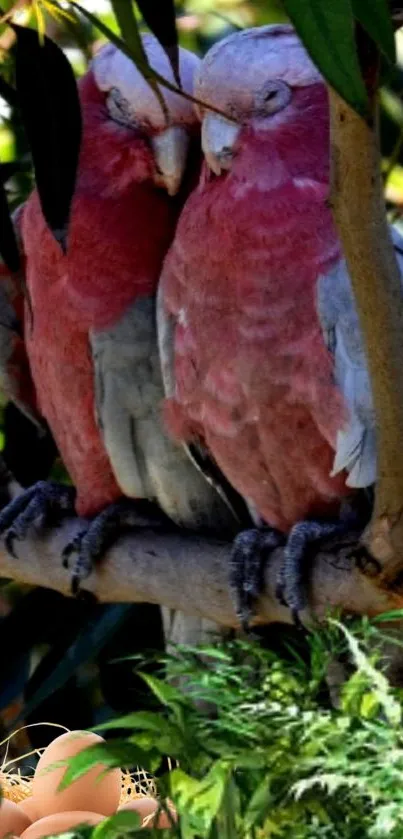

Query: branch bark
<box><xmin>0</xmin><ymin>519</ymin><xmax>399</xmax><ymax>627</ymax></box>
<box><xmin>328</xmin><ymin>49</ymin><xmax>403</xmax><ymax>589</ymax></box>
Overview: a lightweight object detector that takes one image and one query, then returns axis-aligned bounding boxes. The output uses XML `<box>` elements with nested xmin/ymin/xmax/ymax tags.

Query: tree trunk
<box><xmin>328</xmin><ymin>38</ymin><xmax>403</xmax><ymax>590</ymax></box>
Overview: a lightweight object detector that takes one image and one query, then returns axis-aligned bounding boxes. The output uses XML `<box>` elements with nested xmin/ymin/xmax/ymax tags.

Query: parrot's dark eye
<box><xmin>107</xmin><ymin>88</ymin><xmax>137</xmax><ymax>129</ymax></box>
<box><xmin>256</xmin><ymin>80</ymin><xmax>291</xmax><ymax>116</ymax></box>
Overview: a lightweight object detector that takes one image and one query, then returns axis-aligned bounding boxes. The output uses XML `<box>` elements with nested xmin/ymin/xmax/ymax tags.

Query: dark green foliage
<box><xmin>58</xmin><ymin>618</ymin><xmax>403</xmax><ymax>838</ymax></box>
<box><xmin>13</xmin><ymin>25</ymin><xmax>82</xmax><ymax>253</ymax></box>
<box><xmin>352</xmin><ymin>0</ymin><xmax>395</xmax><ymax>63</ymax></box>
<box><xmin>135</xmin><ymin>0</ymin><xmax>179</xmax><ymax>84</ymax></box>
<box><xmin>282</xmin><ymin>0</ymin><xmax>369</xmax><ymax>115</ymax></box>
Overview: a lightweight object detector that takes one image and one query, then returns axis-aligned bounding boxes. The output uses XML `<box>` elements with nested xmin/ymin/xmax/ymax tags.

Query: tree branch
<box><xmin>0</xmin><ymin>519</ymin><xmax>399</xmax><ymax>627</ymax></box>
<box><xmin>328</xmin><ymin>54</ymin><xmax>403</xmax><ymax>590</ymax></box>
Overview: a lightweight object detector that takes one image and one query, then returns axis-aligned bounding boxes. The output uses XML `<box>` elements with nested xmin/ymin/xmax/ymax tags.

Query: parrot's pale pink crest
<box><xmin>161</xmin><ymin>25</ymin><xmax>352</xmax><ymax>532</ymax></box>
<box><xmin>22</xmin><ymin>38</ymin><xmax>200</xmax><ymax>517</ymax></box>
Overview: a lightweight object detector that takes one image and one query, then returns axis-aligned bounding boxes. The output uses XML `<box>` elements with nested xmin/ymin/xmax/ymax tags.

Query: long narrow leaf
<box><xmin>352</xmin><ymin>0</ymin><xmax>396</xmax><ymax>64</ymax></box>
<box><xmin>135</xmin><ymin>0</ymin><xmax>179</xmax><ymax>85</ymax></box>
<box><xmin>70</xmin><ymin>1</ymin><xmax>234</xmax><ymax>121</ymax></box>
<box><xmin>110</xmin><ymin>0</ymin><xmax>168</xmax><ymax>119</ymax></box>
<box><xmin>111</xmin><ymin>0</ymin><xmax>147</xmax><ymax>67</ymax></box>
<box><xmin>92</xmin><ymin>811</ymin><xmax>141</xmax><ymax>839</ymax></box>
<box><xmin>59</xmin><ymin>739</ymin><xmax>156</xmax><ymax>788</ymax></box>
<box><xmin>283</xmin><ymin>0</ymin><xmax>369</xmax><ymax>116</ymax></box>
<box><xmin>13</xmin><ymin>25</ymin><xmax>82</xmax><ymax>252</ymax></box>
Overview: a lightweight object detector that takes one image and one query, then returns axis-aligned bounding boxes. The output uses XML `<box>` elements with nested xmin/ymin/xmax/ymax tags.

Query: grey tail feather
<box><xmin>187</xmin><ymin>441</ymin><xmax>252</xmax><ymax>528</ymax></box>
<box><xmin>53</xmin><ymin>227</ymin><xmax>68</xmax><ymax>256</ymax></box>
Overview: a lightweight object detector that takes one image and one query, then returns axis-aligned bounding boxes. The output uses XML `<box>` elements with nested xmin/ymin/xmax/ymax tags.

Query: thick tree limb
<box><xmin>0</xmin><ymin>519</ymin><xmax>399</xmax><ymax>627</ymax></box>
<box><xmin>329</xmin><ymin>72</ymin><xmax>403</xmax><ymax>590</ymax></box>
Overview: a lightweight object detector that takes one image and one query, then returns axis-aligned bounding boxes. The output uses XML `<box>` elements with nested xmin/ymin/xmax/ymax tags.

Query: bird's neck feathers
<box><xmin>77</xmin><ymin>72</ymin><xmax>155</xmax><ymax>195</ymax></box>
<box><xmin>230</xmin><ymin>83</ymin><xmax>330</xmax><ymax>194</ymax></box>
<box><xmin>205</xmin><ymin>82</ymin><xmax>340</xmax><ymax>279</ymax></box>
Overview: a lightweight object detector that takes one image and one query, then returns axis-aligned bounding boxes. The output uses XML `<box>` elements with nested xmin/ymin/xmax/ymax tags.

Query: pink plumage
<box><xmin>161</xmin><ymin>26</ymin><xmax>352</xmax><ymax>533</ymax></box>
<box><xmin>21</xmin><ymin>41</ymin><xmax>198</xmax><ymax>518</ymax></box>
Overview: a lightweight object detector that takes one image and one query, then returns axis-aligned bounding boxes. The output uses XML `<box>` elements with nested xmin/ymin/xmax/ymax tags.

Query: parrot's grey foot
<box><xmin>0</xmin><ymin>480</ymin><xmax>75</xmax><ymax>558</ymax></box>
<box><xmin>62</xmin><ymin>498</ymin><xmax>171</xmax><ymax>594</ymax></box>
<box><xmin>276</xmin><ymin>519</ymin><xmax>348</xmax><ymax>625</ymax></box>
<box><xmin>229</xmin><ymin>527</ymin><xmax>285</xmax><ymax>631</ymax></box>
<box><xmin>277</xmin><ymin>495</ymin><xmax>373</xmax><ymax>622</ymax></box>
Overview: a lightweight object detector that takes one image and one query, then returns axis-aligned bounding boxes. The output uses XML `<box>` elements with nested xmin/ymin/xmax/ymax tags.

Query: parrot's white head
<box><xmin>195</xmin><ymin>25</ymin><xmax>325</xmax><ymax>177</ymax></box>
<box><xmin>91</xmin><ymin>36</ymin><xmax>200</xmax><ymax>195</ymax></box>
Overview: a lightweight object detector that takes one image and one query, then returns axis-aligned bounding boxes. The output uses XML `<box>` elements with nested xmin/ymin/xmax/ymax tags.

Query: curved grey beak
<box><xmin>202</xmin><ymin>113</ymin><xmax>241</xmax><ymax>175</ymax></box>
<box><xmin>151</xmin><ymin>126</ymin><xmax>190</xmax><ymax>196</ymax></box>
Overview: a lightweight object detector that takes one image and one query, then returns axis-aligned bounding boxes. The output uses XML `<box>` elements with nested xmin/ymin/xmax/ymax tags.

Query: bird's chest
<box><xmin>172</xmin><ymin>193</ymin><xmax>338</xmax><ymax>427</ymax></box>
<box><xmin>164</xmin><ymin>183</ymin><xmax>349</xmax><ymax>527</ymax></box>
<box><xmin>25</xmin><ymin>272</ymin><xmax>94</xmax><ymax>452</ymax></box>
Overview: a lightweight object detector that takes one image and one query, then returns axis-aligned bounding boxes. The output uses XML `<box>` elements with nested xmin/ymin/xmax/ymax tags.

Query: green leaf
<box><xmin>331</xmin><ymin>619</ymin><xmax>402</xmax><ymax>726</ymax></box>
<box><xmin>36</xmin><ymin>828</ymin><xmax>93</xmax><ymax>839</ymax></box>
<box><xmin>352</xmin><ymin>0</ymin><xmax>396</xmax><ymax>64</ymax></box>
<box><xmin>230</xmin><ymin>750</ymin><xmax>267</xmax><ymax>770</ymax></box>
<box><xmin>282</xmin><ymin>0</ymin><xmax>368</xmax><ymax>115</ymax></box>
<box><xmin>180</xmin><ymin>646</ymin><xmax>232</xmax><ymax>661</ymax></box>
<box><xmin>70</xmin><ymin>1</ymin><xmax>151</xmax><ymax>79</ymax></box>
<box><xmin>92</xmin><ymin>811</ymin><xmax>141</xmax><ymax>839</ymax></box>
<box><xmin>360</xmin><ymin>691</ymin><xmax>381</xmax><ymax>719</ymax></box>
<box><xmin>94</xmin><ymin>711</ymin><xmax>164</xmax><ymax>732</ymax></box>
<box><xmin>94</xmin><ymin>712</ymin><xmax>184</xmax><ymax>756</ymax></box>
<box><xmin>110</xmin><ymin>1</ymin><xmax>148</xmax><ymax>74</ymax></box>
<box><xmin>135</xmin><ymin>0</ymin><xmax>179</xmax><ymax>85</ymax></box>
<box><xmin>69</xmin><ymin>0</ymin><xmax>233</xmax><ymax>121</ymax></box>
<box><xmin>171</xmin><ymin>761</ymin><xmax>231</xmax><ymax>835</ymax></box>
<box><xmin>13</xmin><ymin>26</ymin><xmax>82</xmax><ymax>251</ymax></box>
<box><xmin>216</xmin><ymin>775</ymin><xmax>238</xmax><ymax>839</ymax></box>
<box><xmin>169</xmin><ymin>768</ymin><xmax>200</xmax><ymax>806</ymax></box>
<box><xmin>243</xmin><ymin>774</ymin><xmax>272</xmax><ymax>831</ymax></box>
<box><xmin>76</xmin><ymin>0</ymin><xmax>167</xmax><ymax>119</ymax></box>
<box><xmin>371</xmin><ymin>608</ymin><xmax>403</xmax><ymax>622</ymax></box>
<box><xmin>140</xmin><ymin>672</ymin><xmax>188</xmax><ymax>707</ymax></box>
<box><xmin>59</xmin><ymin>739</ymin><xmax>155</xmax><ymax>790</ymax></box>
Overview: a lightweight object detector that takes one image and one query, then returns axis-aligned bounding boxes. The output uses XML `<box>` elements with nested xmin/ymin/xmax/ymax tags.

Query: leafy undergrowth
<box><xmin>58</xmin><ymin>614</ymin><xmax>403</xmax><ymax>838</ymax></box>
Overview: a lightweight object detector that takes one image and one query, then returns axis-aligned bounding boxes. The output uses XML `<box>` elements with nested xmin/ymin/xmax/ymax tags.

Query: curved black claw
<box><xmin>276</xmin><ymin>493</ymin><xmax>374</xmax><ymax>624</ymax></box>
<box><xmin>276</xmin><ymin>519</ymin><xmax>347</xmax><ymax>626</ymax></box>
<box><xmin>0</xmin><ymin>480</ymin><xmax>76</xmax><ymax>558</ymax></box>
<box><xmin>229</xmin><ymin>527</ymin><xmax>285</xmax><ymax>632</ymax></box>
<box><xmin>62</xmin><ymin>498</ymin><xmax>172</xmax><ymax>594</ymax></box>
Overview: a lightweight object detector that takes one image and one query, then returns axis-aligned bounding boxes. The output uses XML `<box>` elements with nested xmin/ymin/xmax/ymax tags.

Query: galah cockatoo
<box><xmin>158</xmin><ymin>24</ymin><xmax>403</xmax><ymax>623</ymax></box>
<box><xmin>0</xmin><ymin>37</ymin><xmax>246</xmax><ymax>605</ymax></box>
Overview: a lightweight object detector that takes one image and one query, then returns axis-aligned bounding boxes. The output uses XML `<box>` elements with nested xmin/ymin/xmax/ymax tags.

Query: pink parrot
<box><xmin>158</xmin><ymin>24</ymin><xmax>403</xmax><ymax>623</ymax></box>
<box><xmin>0</xmin><ymin>36</ymin><xmax>246</xmax><ymax>593</ymax></box>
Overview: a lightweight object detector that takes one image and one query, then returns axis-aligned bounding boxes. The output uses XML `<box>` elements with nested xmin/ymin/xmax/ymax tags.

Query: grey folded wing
<box><xmin>91</xmin><ymin>294</ymin><xmax>246</xmax><ymax>535</ymax></box>
<box><xmin>316</xmin><ymin>224</ymin><xmax>403</xmax><ymax>488</ymax></box>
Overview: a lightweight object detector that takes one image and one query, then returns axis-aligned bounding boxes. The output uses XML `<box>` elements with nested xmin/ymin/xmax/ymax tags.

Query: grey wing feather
<box><xmin>91</xmin><ymin>295</ymin><xmax>244</xmax><ymax>535</ymax></box>
<box><xmin>156</xmin><ymin>280</ymin><xmax>253</xmax><ymax>528</ymax></box>
<box><xmin>316</xmin><ymin>224</ymin><xmax>403</xmax><ymax>488</ymax></box>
